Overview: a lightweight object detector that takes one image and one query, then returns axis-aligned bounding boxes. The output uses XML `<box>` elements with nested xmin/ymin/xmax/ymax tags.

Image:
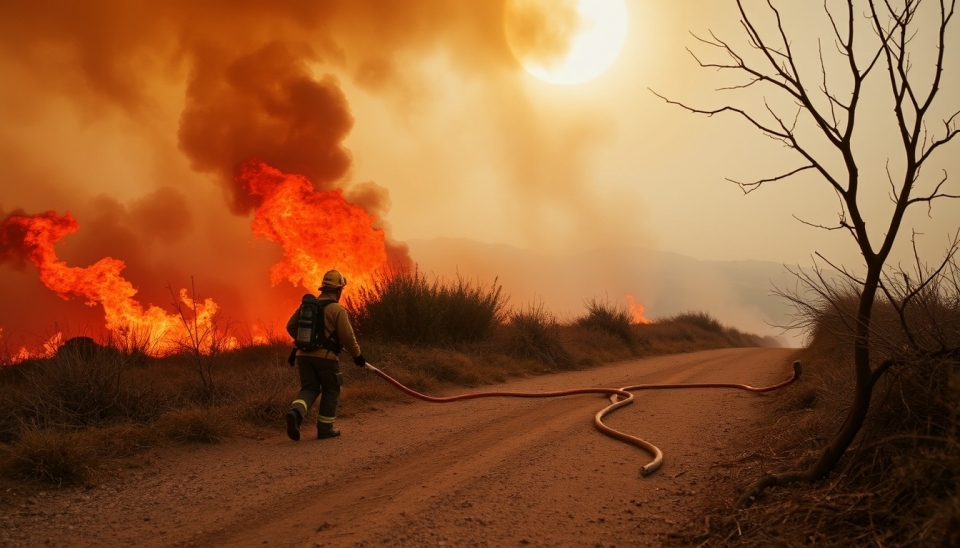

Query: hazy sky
<box><xmin>1</xmin><ymin>0</ymin><xmax>958</xmax><ymax>343</ymax></box>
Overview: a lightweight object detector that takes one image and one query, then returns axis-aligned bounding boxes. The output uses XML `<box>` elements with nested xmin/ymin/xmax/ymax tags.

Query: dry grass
<box><xmin>349</xmin><ymin>269</ymin><xmax>508</xmax><ymax>346</ymax></box>
<box><xmin>504</xmin><ymin>301</ymin><xmax>574</xmax><ymax>370</ymax></box>
<box><xmin>679</xmin><ymin>295</ymin><xmax>960</xmax><ymax>547</ymax></box>
<box><xmin>157</xmin><ymin>407</ymin><xmax>232</xmax><ymax>444</ymax></box>
<box><xmin>0</xmin><ymin>307</ymin><xmax>764</xmax><ymax>489</ymax></box>
<box><xmin>1</xmin><ymin>426</ymin><xmax>97</xmax><ymax>486</ymax></box>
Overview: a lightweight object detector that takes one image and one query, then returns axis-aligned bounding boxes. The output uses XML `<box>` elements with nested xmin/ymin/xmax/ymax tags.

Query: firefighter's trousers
<box><xmin>291</xmin><ymin>356</ymin><xmax>342</xmax><ymax>424</ymax></box>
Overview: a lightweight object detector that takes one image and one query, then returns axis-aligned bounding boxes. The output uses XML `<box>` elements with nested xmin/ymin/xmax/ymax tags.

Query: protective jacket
<box><xmin>286</xmin><ymin>293</ymin><xmax>361</xmax><ymax>360</ymax></box>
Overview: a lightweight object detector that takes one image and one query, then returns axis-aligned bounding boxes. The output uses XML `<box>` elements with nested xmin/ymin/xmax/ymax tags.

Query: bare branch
<box><xmin>907</xmin><ymin>170</ymin><xmax>960</xmax><ymax>214</ymax></box>
<box><xmin>648</xmin><ymin>89</ymin><xmax>790</xmax><ymax>139</ymax></box>
<box><xmin>729</xmin><ymin>165</ymin><xmax>816</xmax><ymax>195</ymax></box>
<box><xmin>918</xmin><ymin>110</ymin><xmax>960</xmax><ymax>166</ymax></box>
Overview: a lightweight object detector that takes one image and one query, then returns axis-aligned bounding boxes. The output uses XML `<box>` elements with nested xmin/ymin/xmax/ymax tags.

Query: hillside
<box><xmin>408</xmin><ymin>238</ymin><xmax>799</xmax><ymax>344</ymax></box>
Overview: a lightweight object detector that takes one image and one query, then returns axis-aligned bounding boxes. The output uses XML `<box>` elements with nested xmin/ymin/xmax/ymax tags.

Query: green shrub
<box><xmin>2</xmin><ymin>426</ymin><xmax>97</xmax><ymax>485</ymax></box>
<box><xmin>350</xmin><ymin>270</ymin><xmax>508</xmax><ymax>346</ymax></box>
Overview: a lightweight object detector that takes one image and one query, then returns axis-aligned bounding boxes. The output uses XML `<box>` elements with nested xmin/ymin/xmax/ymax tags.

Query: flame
<box><xmin>0</xmin><ymin>161</ymin><xmax>404</xmax><ymax>361</ymax></box>
<box><xmin>240</xmin><ymin>160</ymin><xmax>398</xmax><ymax>299</ymax></box>
<box><xmin>5</xmin><ymin>331</ymin><xmax>63</xmax><ymax>364</ymax></box>
<box><xmin>626</xmin><ymin>294</ymin><xmax>651</xmax><ymax>325</ymax></box>
<box><xmin>0</xmin><ymin>211</ymin><xmax>227</xmax><ymax>357</ymax></box>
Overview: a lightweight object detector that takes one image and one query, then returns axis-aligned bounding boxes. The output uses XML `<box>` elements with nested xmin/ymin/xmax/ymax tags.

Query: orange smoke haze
<box><xmin>0</xmin><ymin>0</ymin><xmax>646</xmax><ymax>355</ymax></box>
<box><xmin>0</xmin><ymin>1</ymin><xmax>491</xmax><ymax>353</ymax></box>
<box><xmin>0</xmin><ymin>159</ymin><xmax>407</xmax><ymax>359</ymax></box>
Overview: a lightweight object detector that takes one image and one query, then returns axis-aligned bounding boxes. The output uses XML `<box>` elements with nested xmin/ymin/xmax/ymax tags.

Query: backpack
<box><xmin>291</xmin><ymin>294</ymin><xmax>342</xmax><ymax>353</ymax></box>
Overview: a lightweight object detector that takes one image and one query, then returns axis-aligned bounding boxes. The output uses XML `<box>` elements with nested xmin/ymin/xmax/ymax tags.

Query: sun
<box><xmin>504</xmin><ymin>0</ymin><xmax>628</xmax><ymax>85</ymax></box>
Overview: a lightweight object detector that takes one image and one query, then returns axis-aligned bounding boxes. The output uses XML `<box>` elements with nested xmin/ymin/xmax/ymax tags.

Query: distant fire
<box><xmin>626</xmin><ymin>294</ymin><xmax>651</xmax><ymax>325</ymax></box>
<box><xmin>0</xmin><ymin>161</ymin><xmax>402</xmax><ymax>362</ymax></box>
<box><xmin>2</xmin><ymin>330</ymin><xmax>62</xmax><ymax>363</ymax></box>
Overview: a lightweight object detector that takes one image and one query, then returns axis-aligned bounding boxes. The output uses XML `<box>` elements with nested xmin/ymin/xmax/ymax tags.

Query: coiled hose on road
<box><xmin>363</xmin><ymin>360</ymin><xmax>802</xmax><ymax>476</ymax></box>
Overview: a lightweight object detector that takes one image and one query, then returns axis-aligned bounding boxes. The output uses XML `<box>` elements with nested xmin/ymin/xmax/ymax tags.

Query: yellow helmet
<box><xmin>320</xmin><ymin>269</ymin><xmax>348</xmax><ymax>291</ymax></box>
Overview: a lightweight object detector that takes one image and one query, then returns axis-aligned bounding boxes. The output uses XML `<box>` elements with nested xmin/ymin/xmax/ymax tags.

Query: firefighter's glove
<box><xmin>354</xmin><ymin>354</ymin><xmax>367</xmax><ymax>368</ymax></box>
<box><xmin>287</xmin><ymin>347</ymin><xmax>297</xmax><ymax>367</ymax></box>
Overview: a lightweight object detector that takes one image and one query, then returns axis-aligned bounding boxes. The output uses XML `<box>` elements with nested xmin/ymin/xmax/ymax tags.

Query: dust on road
<box><xmin>2</xmin><ymin>347</ymin><xmax>798</xmax><ymax>547</ymax></box>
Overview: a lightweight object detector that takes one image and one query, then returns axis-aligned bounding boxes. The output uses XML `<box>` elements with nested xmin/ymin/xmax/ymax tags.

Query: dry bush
<box><xmin>576</xmin><ymin>298</ymin><xmax>635</xmax><ymax>348</ymax></box>
<box><xmin>227</xmin><ymin>365</ymin><xmax>296</xmax><ymax>426</ymax></box>
<box><xmin>559</xmin><ymin>324</ymin><xmax>635</xmax><ymax>366</ymax></box>
<box><xmin>505</xmin><ymin>301</ymin><xmax>573</xmax><ymax>370</ymax></box>
<box><xmin>158</xmin><ymin>407</ymin><xmax>232</xmax><ymax>444</ymax></box>
<box><xmin>350</xmin><ymin>269</ymin><xmax>508</xmax><ymax>346</ymax></box>
<box><xmin>90</xmin><ymin>423</ymin><xmax>162</xmax><ymax>459</ymax></box>
<box><xmin>684</xmin><ymin>284</ymin><xmax>960</xmax><ymax>547</ymax></box>
<box><xmin>1</xmin><ymin>426</ymin><xmax>97</xmax><ymax>485</ymax></box>
<box><xmin>16</xmin><ymin>342</ymin><xmax>132</xmax><ymax>429</ymax></box>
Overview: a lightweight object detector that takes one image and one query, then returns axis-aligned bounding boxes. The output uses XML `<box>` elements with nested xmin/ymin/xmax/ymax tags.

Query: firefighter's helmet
<box><xmin>320</xmin><ymin>270</ymin><xmax>348</xmax><ymax>291</ymax></box>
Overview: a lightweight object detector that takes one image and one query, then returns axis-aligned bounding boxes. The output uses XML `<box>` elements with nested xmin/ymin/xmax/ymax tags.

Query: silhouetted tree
<box><xmin>656</xmin><ymin>0</ymin><xmax>959</xmax><ymax>504</ymax></box>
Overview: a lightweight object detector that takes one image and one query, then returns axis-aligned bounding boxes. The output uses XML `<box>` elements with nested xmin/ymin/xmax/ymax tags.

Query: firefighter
<box><xmin>285</xmin><ymin>269</ymin><xmax>366</xmax><ymax>441</ymax></box>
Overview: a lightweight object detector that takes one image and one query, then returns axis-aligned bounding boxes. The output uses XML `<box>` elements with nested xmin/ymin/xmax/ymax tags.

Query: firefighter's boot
<box><xmin>285</xmin><ymin>407</ymin><xmax>303</xmax><ymax>441</ymax></box>
<box><xmin>317</xmin><ymin>422</ymin><xmax>340</xmax><ymax>439</ymax></box>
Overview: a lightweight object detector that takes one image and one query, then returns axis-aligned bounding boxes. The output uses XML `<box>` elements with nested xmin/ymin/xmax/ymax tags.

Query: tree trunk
<box><xmin>737</xmin><ymin>264</ymin><xmax>880</xmax><ymax>506</ymax></box>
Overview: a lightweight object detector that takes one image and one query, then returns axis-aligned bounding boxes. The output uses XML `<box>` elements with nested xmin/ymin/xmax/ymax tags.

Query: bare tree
<box><xmin>655</xmin><ymin>0</ymin><xmax>959</xmax><ymax>504</ymax></box>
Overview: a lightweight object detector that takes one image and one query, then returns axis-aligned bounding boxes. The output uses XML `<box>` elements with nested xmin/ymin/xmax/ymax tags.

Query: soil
<box><xmin>1</xmin><ymin>347</ymin><xmax>798</xmax><ymax>547</ymax></box>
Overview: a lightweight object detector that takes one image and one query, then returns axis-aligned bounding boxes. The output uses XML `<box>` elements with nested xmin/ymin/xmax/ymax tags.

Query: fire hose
<box><xmin>362</xmin><ymin>360</ymin><xmax>802</xmax><ymax>476</ymax></box>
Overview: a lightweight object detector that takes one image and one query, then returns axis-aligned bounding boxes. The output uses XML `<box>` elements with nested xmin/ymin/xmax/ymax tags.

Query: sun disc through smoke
<box><xmin>504</xmin><ymin>0</ymin><xmax>628</xmax><ymax>85</ymax></box>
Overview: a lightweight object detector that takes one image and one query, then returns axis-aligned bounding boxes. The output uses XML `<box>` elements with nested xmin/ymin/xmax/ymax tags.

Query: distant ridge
<box><xmin>407</xmin><ymin>238</ymin><xmax>802</xmax><ymax>345</ymax></box>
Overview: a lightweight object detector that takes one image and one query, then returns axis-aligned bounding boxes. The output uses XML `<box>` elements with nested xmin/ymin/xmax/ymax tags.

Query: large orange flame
<box><xmin>0</xmin><ymin>211</ymin><xmax>227</xmax><ymax>357</ymax></box>
<box><xmin>626</xmin><ymin>293</ymin><xmax>651</xmax><ymax>325</ymax></box>
<box><xmin>1</xmin><ymin>161</ymin><xmax>404</xmax><ymax>361</ymax></box>
<box><xmin>240</xmin><ymin>160</ymin><xmax>399</xmax><ymax>299</ymax></box>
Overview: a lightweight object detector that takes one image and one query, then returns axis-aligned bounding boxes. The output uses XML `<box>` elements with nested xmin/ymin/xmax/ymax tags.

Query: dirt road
<box><xmin>2</xmin><ymin>347</ymin><xmax>798</xmax><ymax>547</ymax></box>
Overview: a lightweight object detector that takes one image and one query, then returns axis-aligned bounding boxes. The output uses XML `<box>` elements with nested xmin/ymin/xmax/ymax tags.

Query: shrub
<box><xmin>669</xmin><ymin>311</ymin><xmax>726</xmax><ymax>334</ymax></box>
<box><xmin>1</xmin><ymin>426</ymin><xmax>97</xmax><ymax>485</ymax></box>
<box><xmin>21</xmin><ymin>343</ymin><xmax>132</xmax><ymax>428</ymax></box>
<box><xmin>576</xmin><ymin>298</ymin><xmax>634</xmax><ymax>346</ymax></box>
<box><xmin>350</xmin><ymin>269</ymin><xmax>508</xmax><ymax>346</ymax></box>
<box><xmin>231</xmin><ymin>367</ymin><xmax>293</xmax><ymax>426</ymax></box>
<box><xmin>506</xmin><ymin>301</ymin><xmax>573</xmax><ymax>370</ymax></box>
<box><xmin>158</xmin><ymin>407</ymin><xmax>231</xmax><ymax>444</ymax></box>
<box><xmin>692</xmin><ymin>264</ymin><xmax>960</xmax><ymax>546</ymax></box>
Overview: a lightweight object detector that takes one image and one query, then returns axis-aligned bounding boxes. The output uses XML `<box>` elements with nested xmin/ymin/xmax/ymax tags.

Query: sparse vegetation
<box><xmin>685</xmin><ymin>262</ymin><xmax>960</xmax><ymax>546</ymax></box>
<box><xmin>2</xmin><ymin>426</ymin><xmax>97</xmax><ymax>485</ymax></box>
<box><xmin>505</xmin><ymin>301</ymin><xmax>573</xmax><ymax>370</ymax></box>
<box><xmin>0</xmin><ymin>280</ymin><xmax>770</xmax><ymax>489</ymax></box>
<box><xmin>660</xmin><ymin>0</ymin><xmax>960</xmax><ymax>505</ymax></box>
<box><xmin>576</xmin><ymin>298</ymin><xmax>635</xmax><ymax>346</ymax></box>
<box><xmin>349</xmin><ymin>269</ymin><xmax>508</xmax><ymax>346</ymax></box>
